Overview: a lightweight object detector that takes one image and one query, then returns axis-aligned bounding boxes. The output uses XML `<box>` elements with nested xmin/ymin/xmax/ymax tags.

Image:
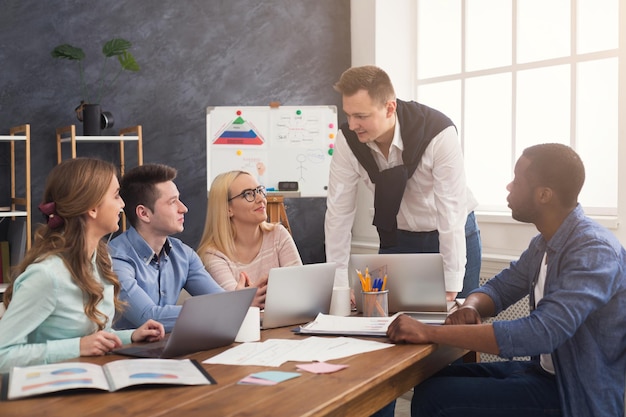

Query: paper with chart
<box><xmin>4</xmin><ymin>359</ymin><xmax>214</xmax><ymax>400</ymax></box>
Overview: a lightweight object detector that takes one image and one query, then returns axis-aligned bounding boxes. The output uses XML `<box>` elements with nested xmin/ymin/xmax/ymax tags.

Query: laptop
<box><xmin>261</xmin><ymin>262</ymin><xmax>337</xmax><ymax>329</ymax></box>
<box><xmin>349</xmin><ymin>253</ymin><xmax>449</xmax><ymax>324</ymax></box>
<box><xmin>114</xmin><ymin>287</ymin><xmax>256</xmax><ymax>358</ymax></box>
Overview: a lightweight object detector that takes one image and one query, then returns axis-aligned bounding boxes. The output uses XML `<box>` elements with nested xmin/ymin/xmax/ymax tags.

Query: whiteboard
<box><xmin>206</xmin><ymin>105</ymin><xmax>338</xmax><ymax>196</ymax></box>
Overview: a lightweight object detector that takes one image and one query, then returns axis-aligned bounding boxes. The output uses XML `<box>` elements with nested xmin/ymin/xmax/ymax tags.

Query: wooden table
<box><xmin>0</xmin><ymin>327</ymin><xmax>466</xmax><ymax>417</ymax></box>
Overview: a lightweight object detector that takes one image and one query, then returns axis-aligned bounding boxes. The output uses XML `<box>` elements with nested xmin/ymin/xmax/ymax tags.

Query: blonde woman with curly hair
<box><xmin>197</xmin><ymin>171</ymin><xmax>302</xmax><ymax>302</ymax></box>
<box><xmin>0</xmin><ymin>158</ymin><xmax>164</xmax><ymax>372</ymax></box>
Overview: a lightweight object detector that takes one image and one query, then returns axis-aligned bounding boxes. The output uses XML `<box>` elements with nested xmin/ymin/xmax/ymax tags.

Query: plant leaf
<box><xmin>51</xmin><ymin>44</ymin><xmax>85</xmax><ymax>61</ymax></box>
<box><xmin>102</xmin><ymin>38</ymin><xmax>132</xmax><ymax>57</ymax></box>
<box><xmin>118</xmin><ymin>51</ymin><xmax>140</xmax><ymax>72</ymax></box>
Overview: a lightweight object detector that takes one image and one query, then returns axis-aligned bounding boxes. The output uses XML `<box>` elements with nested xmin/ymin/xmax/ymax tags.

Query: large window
<box><xmin>415</xmin><ymin>0</ymin><xmax>619</xmax><ymax>215</ymax></box>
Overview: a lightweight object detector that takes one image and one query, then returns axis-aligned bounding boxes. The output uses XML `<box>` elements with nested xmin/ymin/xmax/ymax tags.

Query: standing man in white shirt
<box><xmin>325</xmin><ymin>65</ymin><xmax>481</xmax><ymax>417</ymax></box>
<box><xmin>325</xmin><ymin>65</ymin><xmax>481</xmax><ymax>302</ymax></box>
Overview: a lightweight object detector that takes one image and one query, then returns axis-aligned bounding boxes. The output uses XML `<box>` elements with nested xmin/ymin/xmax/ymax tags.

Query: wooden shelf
<box><xmin>56</xmin><ymin>125</ymin><xmax>143</xmax><ymax>177</ymax></box>
<box><xmin>58</xmin><ymin>135</ymin><xmax>140</xmax><ymax>143</ymax></box>
<box><xmin>1</xmin><ymin>124</ymin><xmax>31</xmax><ymax>251</ymax></box>
<box><xmin>0</xmin><ymin>211</ymin><xmax>28</xmax><ymax>217</ymax></box>
<box><xmin>0</xmin><ymin>135</ymin><xmax>28</xmax><ymax>142</ymax></box>
<box><xmin>56</xmin><ymin>125</ymin><xmax>143</xmax><ymax>230</ymax></box>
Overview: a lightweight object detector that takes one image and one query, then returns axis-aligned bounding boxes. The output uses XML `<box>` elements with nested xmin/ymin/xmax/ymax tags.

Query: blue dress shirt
<box><xmin>109</xmin><ymin>227</ymin><xmax>224</xmax><ymax>332</ymax></box>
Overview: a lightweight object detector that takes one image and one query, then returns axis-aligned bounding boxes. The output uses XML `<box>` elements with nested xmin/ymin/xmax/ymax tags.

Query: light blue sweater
<box><xmin>0</xmin><ymin>254</ymin><xmax>133</xmax><ymax>372</ymax></box>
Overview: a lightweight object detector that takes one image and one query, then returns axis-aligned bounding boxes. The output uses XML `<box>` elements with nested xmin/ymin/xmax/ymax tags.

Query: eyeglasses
<box><xmin>228</xmin><ymin>185</ymin><xmax>267</xmax><ymax>202</ymax></box>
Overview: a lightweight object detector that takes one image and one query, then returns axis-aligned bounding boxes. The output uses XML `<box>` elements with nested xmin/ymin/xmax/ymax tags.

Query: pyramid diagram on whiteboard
<box><xmin>213</xmin><ymin>116</ymin><xmax>264</xmax><ymax>145</ymax></box>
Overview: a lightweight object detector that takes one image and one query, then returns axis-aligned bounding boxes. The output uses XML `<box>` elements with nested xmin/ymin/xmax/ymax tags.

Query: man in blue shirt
<box><xmin>387</xmin><ymin>143</ymin><xmax>626</xmax><ymax>417</ymax></box>
<box><xmin>110</xmin><ymin>164</ymin><xmax>265</xmax><ymax>332</ymax></box>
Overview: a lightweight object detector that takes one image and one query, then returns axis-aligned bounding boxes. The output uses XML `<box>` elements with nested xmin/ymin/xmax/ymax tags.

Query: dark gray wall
<box><xmin>0</xmin><ymin>0</ymin><xmax>350</xmax><ymax>247</ymax></box>
<box><xmin>285</xmin><ymin>197</ymin><xmax>327</xmax><ymax>264</ymax></box>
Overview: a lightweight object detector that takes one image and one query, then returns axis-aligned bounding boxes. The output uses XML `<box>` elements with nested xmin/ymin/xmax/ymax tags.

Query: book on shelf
<box><xmin>1</xmin><ymin>358</ymin><xmax>216</xmax><ymax>400</ymax></box>
<box><xmin>296</xmin><ymin>313</ymin><xmax>401</xmax><ymax>337</ymax></box>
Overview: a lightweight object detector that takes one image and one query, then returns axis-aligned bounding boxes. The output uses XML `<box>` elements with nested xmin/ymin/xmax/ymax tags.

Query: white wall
<box><xmin>349</xmin><ymin>0</ymin><xmax>626</xmax><ymax>264</ymax></box>
<box><xmin>349</xmin><ymin>0</ymin><xmax>421</xmax><ymax>254</ymax></box>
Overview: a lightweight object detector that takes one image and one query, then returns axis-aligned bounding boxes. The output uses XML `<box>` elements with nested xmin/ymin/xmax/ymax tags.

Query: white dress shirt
<box><xmin>325</xmin><ymin>121</ymin><xmax>478</xmax><ymax>292</ymax></box>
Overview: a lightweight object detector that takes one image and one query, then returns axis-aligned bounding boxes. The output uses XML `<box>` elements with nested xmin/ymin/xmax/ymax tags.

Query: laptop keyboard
<box><xmin>140</xmin><ymin>346</ymin><xmax>165</xmax><ymax>357</ymax></box>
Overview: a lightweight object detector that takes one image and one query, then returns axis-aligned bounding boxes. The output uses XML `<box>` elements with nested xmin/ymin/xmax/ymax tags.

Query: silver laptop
<box><xmin>261</xmin><ymin>262</ymin><xmax>337</xmax><ymax>329</ymax></box>
<box><xmin>114</xmin><ymin>287</ymin><xmax>256</xmax><ymax>358</ymax></box>
<box><xmin>350</xmin><ymin>253</ymin><xmax>449</xmax><ymax>323</ymax></box>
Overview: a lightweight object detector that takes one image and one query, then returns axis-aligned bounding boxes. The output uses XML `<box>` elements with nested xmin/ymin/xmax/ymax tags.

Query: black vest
<box><xmin>341</xmin><ymin>99</ymin><xmax>455</xmax><ymax>247</ymax></box>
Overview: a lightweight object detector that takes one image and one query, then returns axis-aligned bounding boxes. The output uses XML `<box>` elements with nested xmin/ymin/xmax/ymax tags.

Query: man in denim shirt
<box><xmin>388</xmin><ymin>143</ymin><xmax>626</xmax><ymax>417</ymax></box>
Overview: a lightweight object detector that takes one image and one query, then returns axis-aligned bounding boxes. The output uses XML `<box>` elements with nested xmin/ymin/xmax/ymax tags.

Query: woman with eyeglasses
<box><xmin>197</xmin><ymin>171</ymin><xmax>302</xmax><ymax>298</ymax></box>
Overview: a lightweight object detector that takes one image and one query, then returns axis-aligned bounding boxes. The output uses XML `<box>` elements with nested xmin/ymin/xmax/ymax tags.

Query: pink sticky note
<box><xmin>296</xmin><ymin>362</ymin><xmax>349</xmax><ymax>374</ymax></box>
<box><xmin>238</xmin><ymin>376</ymin><xmax>278</xmax><ymax>386</ymax></box>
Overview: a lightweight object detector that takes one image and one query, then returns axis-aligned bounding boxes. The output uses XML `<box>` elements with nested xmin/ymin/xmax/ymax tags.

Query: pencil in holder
<box><xmin>362</xmin><ymin>290</ymin><xmax>389</xmax><ymax>317</ymax></box>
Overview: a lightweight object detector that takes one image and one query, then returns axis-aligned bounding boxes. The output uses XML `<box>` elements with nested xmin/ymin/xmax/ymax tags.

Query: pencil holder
<box><xmin>362</xmin><ymin>290</ymin><xmax>389</xmax><ymax>317</ymax></box>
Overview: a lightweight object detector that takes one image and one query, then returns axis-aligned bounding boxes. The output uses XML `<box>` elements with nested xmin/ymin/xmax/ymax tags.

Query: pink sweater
<box><xmin>200</xmin><ymin>224</ymin><xmax>302</xmax><ymax>290</ymax></box>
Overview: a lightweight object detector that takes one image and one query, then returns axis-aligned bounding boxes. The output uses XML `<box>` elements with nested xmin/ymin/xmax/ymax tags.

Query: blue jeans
<box><xmin>411</xmin><ymin>360</ymin><xmax>561</xmax><ymax>417</ymax></box>
<box><xmin>379</xmin><ymin>211</ymin><xmax>481</xmax><ymax>297</ymax></box>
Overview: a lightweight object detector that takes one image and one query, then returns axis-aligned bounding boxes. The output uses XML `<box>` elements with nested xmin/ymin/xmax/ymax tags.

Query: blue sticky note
<box><xmin>250</xmin><ymin>371</ymin><xmax>301</xmax><ymax>383</ymax></box>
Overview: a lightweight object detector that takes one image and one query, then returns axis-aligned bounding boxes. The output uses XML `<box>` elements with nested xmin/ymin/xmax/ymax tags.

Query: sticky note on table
<box><xmin>238</xmin><ymin>371</ymin><xmax>301</xmax><ymax>385</ymax></box>
<box><xmin>296</xmin><ymin>362</ymin><xmax>349</xmax><ymax>374</ymax></box>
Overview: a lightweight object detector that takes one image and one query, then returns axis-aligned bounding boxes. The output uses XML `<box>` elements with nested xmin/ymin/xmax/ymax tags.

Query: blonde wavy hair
<box><xmin>3</xmin><ymin>158</ymin><xmax>125</xmax><ymax>330</ymax></box>
<box><xmin>197</xmin><ymin>170</ymin><xmax>274</xmax><ymax>261</ymax></box>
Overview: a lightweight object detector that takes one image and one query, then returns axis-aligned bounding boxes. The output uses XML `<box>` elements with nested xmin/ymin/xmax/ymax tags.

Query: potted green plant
<box><xmin>51</xmin><ymin>38</ymin><xmax>140</xmax><ymax>135</ymax></box>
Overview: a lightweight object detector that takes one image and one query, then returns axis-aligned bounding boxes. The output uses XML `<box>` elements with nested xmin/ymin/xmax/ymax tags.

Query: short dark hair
<box><xmin>333</xmin><ymin>65</ymin><xmax>396</xmax><ymax>106</ymax></box>
<box><xmin>522</xmin><ymin>143</ymin><xmax>585</xmax><ymax>208</ymax></box>
<box><xmin>120</xmin><ymin>164</ymin><xmax>177</xmax><ymax>227</ymax></box>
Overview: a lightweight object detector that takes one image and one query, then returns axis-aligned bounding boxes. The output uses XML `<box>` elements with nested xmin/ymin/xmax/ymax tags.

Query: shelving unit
<box><xmin>56</xmin><ymin>125</ymin><xmax>143</xmax><ymax>176</ymax></box>
<box><xmin>0</xmin><ymin>124</ymin><xmax>31</xmax><ymax>250</ymax></box>
<box><xmin>56</xmin><ymin>125</ymin><xmax>143</xmax><ymax>229</ymax></box>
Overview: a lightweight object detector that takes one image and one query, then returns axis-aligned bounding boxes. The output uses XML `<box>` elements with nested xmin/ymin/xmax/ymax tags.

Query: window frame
<box><xmin>414</xmin><ymin>0</ymin><xmax>620</xmax><ymax>217</ymax></box>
